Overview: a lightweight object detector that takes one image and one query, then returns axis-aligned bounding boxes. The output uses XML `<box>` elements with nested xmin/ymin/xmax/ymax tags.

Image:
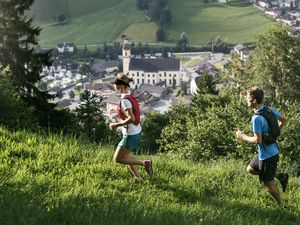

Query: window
<box><xmin>137</xmin><ymin>79</ymin><xmax>139</xmax><ymax>84</ymax></box>
<box><xmin>164</xmin><ymin>72</ymin><xmax>166</xmax><ymax>77</ymax></box>
<box><xmin>148</xmin><ymin>74</ymin><xmax>150</xmax><ymax>77</ymax></box>
<box><xmin>153</xmin><ymin>74</ymin><xmax>155</xmax><ymax>77</ymax></box>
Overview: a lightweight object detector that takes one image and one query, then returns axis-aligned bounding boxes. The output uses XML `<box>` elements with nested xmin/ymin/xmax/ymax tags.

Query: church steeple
<box><xmin>122</xmin><ymin>37</ymin><xmax>131</xmax><ymax>74</ymax></box>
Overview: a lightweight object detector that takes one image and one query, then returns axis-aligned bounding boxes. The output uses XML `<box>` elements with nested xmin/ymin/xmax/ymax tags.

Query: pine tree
<box><xmin>0</xmin><ymin>0</ymin><xmax>54</xmax><ymax>125</ymax></box>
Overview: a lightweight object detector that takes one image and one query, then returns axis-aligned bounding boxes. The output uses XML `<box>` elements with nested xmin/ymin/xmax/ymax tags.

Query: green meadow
<box><xmin>1</xmin><ymin>127</ymin><xmax>299</xmax><ymax>225</ymax></box>
<box><xmin>31</xmin><ymin>0</ymin><xmax>274</xmax><ymax>47</ymax></box>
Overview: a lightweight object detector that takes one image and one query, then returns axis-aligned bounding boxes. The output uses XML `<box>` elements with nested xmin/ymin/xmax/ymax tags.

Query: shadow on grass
<box><xmin>0</xmin><ymin>179</ymin><xmax>298</xmax><ymax>225</ymax></box>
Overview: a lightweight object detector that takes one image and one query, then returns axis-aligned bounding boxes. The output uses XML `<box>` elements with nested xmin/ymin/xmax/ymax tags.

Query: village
<box><xmin>39</xmin><ymin>0</ymin><xmax>300</xmax><ymax>122</ymax></box>
<box><xmin>40</xmin><ymin>40</ymin><xmax>246</xmax><ymax>121</ymax></box>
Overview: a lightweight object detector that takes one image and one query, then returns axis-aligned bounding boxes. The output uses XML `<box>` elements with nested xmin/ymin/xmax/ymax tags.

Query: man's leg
<box><xmin>247</xmin><ymin>154</ymin><xmax>260</xmax><ymax>176</ymax></box>
<box><xmin>246</xmin><ymin>165</ymin><xmax>260</xmax><ymax>176</ymax></box>
<box><xmin>275</xmin><ymin>171</ymin><xmax>289</xmax><ymax>193</ymax></box>
<box><xmin>264</xmin><ymin>180</ymin><xmax>282</xmax><ymax>205</ymax></box>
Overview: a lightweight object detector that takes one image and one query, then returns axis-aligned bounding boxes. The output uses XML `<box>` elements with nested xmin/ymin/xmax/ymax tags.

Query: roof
<box><xmin>129</xmin><ymin>58</ymin><xmax>180</xmax><ymax>72</ymax></box>
<box><xmin>195</xmin><ymin>61</ymin><xmax>218</xmax><ymax>74</ymax></box>
<box><xmin>233</xmin><ymin>44</ymin><xmax>248</xmax><ymax>51</ymax></box>
<box><xmin>57</xmin><ymin>42</ymin><xmax>75</xmax><ymax>48</ymax></box>
<box><xmin>52</xmin><ymin>59</ymin><xmax>75</xmax><ymax>67</ymax></box>
<box><xmin>91</xmin><ymin>60</ymin><xmax>121</xmax><ymax>73</ymax></box>
<box><xmin>139</xmin><ymin>84</ymin><xmax>167</xmax><ymax>97</ymax></box>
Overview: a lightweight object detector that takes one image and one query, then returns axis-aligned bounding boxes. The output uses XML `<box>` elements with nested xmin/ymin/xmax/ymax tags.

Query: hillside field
<box><xmin>30</xmin><ymin>0</ymin><xmax>274</xmax><ymax>47</ymax></box>
<box><xmin>0</xmin><ymin>127</ymin><xmax>300</xmax><ymax>225</ymax></box>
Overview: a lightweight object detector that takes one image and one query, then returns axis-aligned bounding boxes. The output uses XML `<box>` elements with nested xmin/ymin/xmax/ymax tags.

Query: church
<box><xmin>122</xmin><ymin>40</ymin><xmax>182</xmax><ymax>87</ymax></box>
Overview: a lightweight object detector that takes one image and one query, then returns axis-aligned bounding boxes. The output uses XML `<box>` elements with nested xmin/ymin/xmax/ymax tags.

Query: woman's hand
<box><xmin>109</xmin><ymin>123</ymin><xmax>119</xmax><ymax>130</ymax></box>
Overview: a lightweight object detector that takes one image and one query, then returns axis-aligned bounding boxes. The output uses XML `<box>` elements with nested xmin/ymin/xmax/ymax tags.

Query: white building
<box><xmin>122</xmin><ymin>40</ymin><xmax>182</xmax><ymax>87</ymax></box>
<box><xmin>56</xmin><ymin>42</ymin><xmax>75</xmax><ymax>53</ymax></box>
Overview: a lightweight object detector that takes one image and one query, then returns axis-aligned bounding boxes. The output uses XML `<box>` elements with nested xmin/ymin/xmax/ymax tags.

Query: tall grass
<box><xmin>0</xmin><ymin>127</ymin><xmax>299</xmax><ymax>225</ymax></box>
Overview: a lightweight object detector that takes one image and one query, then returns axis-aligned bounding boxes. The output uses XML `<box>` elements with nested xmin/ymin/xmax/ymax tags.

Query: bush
<box><xmin>278</xmin><ymin>103</ymin><xmax>300</xmax><ymax>164</ymax></box>
<box><xmin>140</xmin><ymin>111</ymin><xmax>169</xmax><ymax>154</ymax></box>
<box><xmin>158</xmin><ymin>93</ymin><xmax>255</xmax><ymax>161</ymax></box>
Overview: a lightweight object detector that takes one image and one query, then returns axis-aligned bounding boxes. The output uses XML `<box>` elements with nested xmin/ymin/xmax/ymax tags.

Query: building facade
<box><xmin>122</xmin><ymin>40</ymin><xmax>182</xmax><ymax>87</ymax></box>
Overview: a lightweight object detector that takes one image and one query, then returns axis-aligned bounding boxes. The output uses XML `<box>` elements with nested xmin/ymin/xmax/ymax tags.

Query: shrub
<box><xmin>158</xmin><ymin>93</ymin><xmax>255</xmax><ymax>161</ymax></box>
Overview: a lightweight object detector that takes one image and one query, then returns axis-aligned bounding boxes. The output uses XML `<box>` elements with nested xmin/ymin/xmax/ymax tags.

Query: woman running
<box><xmin>109</xmin><ymin>73</ymin><xmax>153</xmax><ymax>179</ymax></box>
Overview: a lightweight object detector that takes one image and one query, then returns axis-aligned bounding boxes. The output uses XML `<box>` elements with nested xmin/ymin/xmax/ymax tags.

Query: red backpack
<box><xmin>117</xmin><ymin>93</ymin><xmax>141</xmax><ymax>125</ymax></box>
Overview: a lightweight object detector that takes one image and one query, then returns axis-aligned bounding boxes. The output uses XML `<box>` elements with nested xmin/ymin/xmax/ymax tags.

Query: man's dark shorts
<box><xmin>249</xmin><ymin>154</ymin><xmax>279</xmax><ymax>183</ymax></box>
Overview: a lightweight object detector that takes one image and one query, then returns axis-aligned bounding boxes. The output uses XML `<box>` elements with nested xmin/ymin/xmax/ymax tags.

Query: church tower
<box><xmin>122</xmin><ymin>38</ymin><xmax>131</xmax><ymax>74</ymax></box>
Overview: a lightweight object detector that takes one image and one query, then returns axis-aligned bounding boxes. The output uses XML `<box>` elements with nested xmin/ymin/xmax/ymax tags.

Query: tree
<box><xmin>176</xmin><ymin>32</ymin><xmax>188</xmax><ymax>51</ymax></box>
<box><xmin>79</xmin><ymin>63</ymin><xmax>92</xmax><ymax>76</ymax></box>
<box><xmin>247</xmin><ymin>25</ymin><xmax>300</xmax><ymax>103</ymax></box>
<box><xmin>149</xmin><ymin>1</ymin><xmax>161</xmax><ymax>21</ymax></box>
<box><xmin>221</xmin><ymin>59</ymin><xmax>249</xmax><ymax>96</ymax></box>
<box><xmin>69</xmin><ymin>90</ymin><xmax>75</xmax><ymax>100</ymax></box>
<box><xmin>156</xmin><ymin>0</ymin><xmax>166</xmax><ymax>8</ymax></box>
<box><xmin>75</xmin><ymin>90</ymin><xmax>108</xmax><ymax>142</ymax></box>
<box><xmin>195</xmin><ymin>71</ymin><xmax>218</xmax><ymax>95</ymax></box>
<box><xmin>137</xmin><ymin>0</ymin><xmax>148</xmax><ymax>10</ymax></box>
<box><xmin>181</xmin><ymin>81</ymin><xmax>187</xmax><ymax>95</ymax></box>
<box><xmin>159</xmin><ymin>7</ymin><xmax>172</xmax><ymax>27</ymax></box>
<box><xmin>156</xmin><ymin>28</ymin><xmax>166</xmax><ymax>42</ymax></box>
<box><xmin>0</xmin><ymin>0</ymin><xmax>54</xmax><ymax>125</ymax></box>
<box><xmin>57</xmin><ymin>14</ymin><xmax>66</xmax><ymax>23</ymax></box>
<box><xmin>0</xmin><ymin>66</ymin><xmax>36</xmax><ymax>128</ymax></box>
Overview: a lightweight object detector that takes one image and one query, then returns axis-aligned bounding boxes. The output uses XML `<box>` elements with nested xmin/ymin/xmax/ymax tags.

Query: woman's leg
<box><xmin>128</xmin><ymin>165</ymin><xmax>140</xmax><ymax>178</ymax></box>
<box><xmin>113</xmin><ymin>147</ymin><xmax>144</xmax><ymax>166</ymax></box>
<box><xmin>113</xmin><ymin>147</ymin><xmax>152</xmax><ymax>177</ymax></box>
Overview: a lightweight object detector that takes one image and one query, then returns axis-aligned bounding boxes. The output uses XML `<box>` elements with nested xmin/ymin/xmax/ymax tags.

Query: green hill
<box><xmin>30</xmin><ymin>0</ymin><xmax>274</xmax><ymax>47</ymax></box>
<box><xmin>1</xmin><ymin>126</ymin><xmax>299</xmax><ymax>225</ymax></box>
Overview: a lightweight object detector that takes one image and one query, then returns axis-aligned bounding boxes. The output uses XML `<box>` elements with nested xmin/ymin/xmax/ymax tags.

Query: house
<box><xmin>195</xmin><ymin>61</ymin><xmax>218</xmax><ymax>76</ymax></box>
<box><xmin>56</xmin><ymin>42</ymin><xmax>75</xmax><ymax>53</ymax></box>
<box><xmin>91</xmin><ymin>60</ymin><xmax>120</xmax><ymax>74</ymax></box>
<box><xmin>136</xmin><ymin>91</ymin><xmax>159</xmax><ymax>106</ymax></box>
<box><xmin>257</xmin><ymin>0</ymin><xmax>271</xmax><ymax>8</ymax></box>
<box><xmin>47</xmin><ymin>59</ymin><xmax>78</xmax><ymax>73</ymax></box>
<box><xmin>233</xmin><ymin>44</ymin><xmax>250</xmax><ymax>61</ymax></box>
<box><xmin>122</xmin><ymin>39</ymin><xmax>182</xmax><ymax>87</ymax></box>
<box><xmin>138</xmin><ymin>83</ymin><xmax>169</xmax><ymax>98</ymax></box>
<box><xmin>276</xmin><ymin>15</ymin><xmax>297</xmax><ymax>26</ymax></box>
<box><xmin>284</xmin><ymin>0</ymin><xmax>298</xmax><ymax>9</ymax></box>
<box><xmin>265</xmin><ymin>7</ymin><xmax>282</xmax><ymax>17</ymax></box>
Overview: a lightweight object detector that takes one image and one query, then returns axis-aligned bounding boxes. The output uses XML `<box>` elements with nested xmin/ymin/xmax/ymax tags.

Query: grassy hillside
<box><xmin>30</xmin><ymin>0</ymin><xmax>274</xmax><ymax>47</ymax></box>
<box><xmin>166</xmin><ymin>0</ymin><xmax>273</xmax><ymax>45</ymax></box>
<box><xmin>0</xmin><ymin>127</ymin><xmax>299</xmax><ymax>225</ymax></box>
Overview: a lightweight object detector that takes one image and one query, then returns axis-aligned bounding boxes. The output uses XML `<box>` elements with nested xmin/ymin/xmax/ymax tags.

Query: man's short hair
<box><xmin>248</xmin><ymin>86</ymin><xmax>264</xmax><ymax>104</ymax></box>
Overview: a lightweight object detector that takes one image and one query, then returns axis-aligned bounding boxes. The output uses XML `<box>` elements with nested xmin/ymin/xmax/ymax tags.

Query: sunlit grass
<box><xmin>0</xmin><ymin>127</ymin><xmax>299</xmax><ymax>225</ymax></box>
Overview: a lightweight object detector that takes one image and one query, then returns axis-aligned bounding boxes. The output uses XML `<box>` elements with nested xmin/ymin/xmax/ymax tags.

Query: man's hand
<box><xmin>236</xmin><ymin>130</ymin><xmax>244</xmax><ymax>140</ymax></box>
